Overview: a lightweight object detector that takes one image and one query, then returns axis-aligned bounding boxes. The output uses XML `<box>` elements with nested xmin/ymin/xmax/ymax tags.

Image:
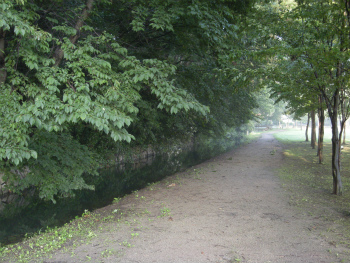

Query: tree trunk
<box><xmin>54</xmin><ymin>0</ymin><xmax>95</xmax><ymax>66</ymax></box>
<box><xmin>343</xmin><ymin>121</ymin><xmax>346</xmax><ymax>145</ymax></box>
<box><xmin>327</xmin><ymin>89</ymin><xmax>343</xmax><ymax>195</ymax></box>
<box><xmin>311</xmin><ymin>109</ymin><xmax>316</xmax><ymax>149</ymax></box>
<box><xmin>331</xmin><ymin>116</ymin><xmax>342</xmax><ymax>195</ymax></box>
<box><xmin>305</xmin><ymin>112</ymin><xmax>310</xmax><ymax>142</ymax></box>
<box><xmin>317</xmin><ymin>95</ymin><xmax>324</xmax><ymax>163</ymax></box>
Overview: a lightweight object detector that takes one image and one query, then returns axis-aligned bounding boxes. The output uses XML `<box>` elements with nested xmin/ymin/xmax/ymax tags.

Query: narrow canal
<box><xmin>0</xmin><ymin>136</ymin><xmax>242</xmax><ymax>246</ymax></box>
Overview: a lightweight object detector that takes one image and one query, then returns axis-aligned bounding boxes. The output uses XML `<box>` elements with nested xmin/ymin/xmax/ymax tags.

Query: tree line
<box><xmin>1</xmin><ymin>0</ymin><xmax>348</xmax><ymax>203</ymax></box>
<box><xmin>256</xmin><ymin>0</ymin><xmax>350</xmax><ymax>195</ymax></box>
<box><xmin>0</xmin><ymin>0</ymin><xmax>259</xmax><ymax>202</ymax></box>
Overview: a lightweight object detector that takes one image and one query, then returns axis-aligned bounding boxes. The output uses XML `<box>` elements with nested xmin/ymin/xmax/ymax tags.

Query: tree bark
<box><xmin>327</xmin><ymin>89</ymin><xmax>343</xmax><ymax>195</ymax></box>
<box><xmin>339</xmin><ymin>88</ymin><xmax>348</xmax><ymax>146</ymax></box>
<box><xmin>305</xmin><ymin>112</ymin><xmax>310</xmax><ymax>142</ymax></box>
<box><xmin>317</xmin><ymin>95</ymin><xmax>324</xmax><ymax>163</ymax></box>
<box><xmin>0</xmin><ymin>28</ymin><xmax>6</xmax><ymax>84</ymax></box>
<box><xmin>54</xmin><ymin>0</ymin><xmax>95</xmax><ymax>66</ymax></box>
<box><xmin>343</xmin><ymin>121</ymin><xmax>346</xmax><ymax>145</ymax></box>
<box><xmin>311</xmin><ymin>109</ymin><xmax>316</xmax><ymax>149</ymax></box>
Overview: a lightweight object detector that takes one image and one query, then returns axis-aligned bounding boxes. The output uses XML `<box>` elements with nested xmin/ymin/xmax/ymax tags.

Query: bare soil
<box><xmin>43</xmin><ymin>133</ymin><xmax>345</xmax><ymax>263</ymax></box>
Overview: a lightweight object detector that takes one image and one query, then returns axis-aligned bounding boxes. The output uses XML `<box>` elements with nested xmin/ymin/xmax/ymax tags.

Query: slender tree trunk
<box><xmin>313</xmin><ymin>59</ymin><xmax>343</xmax><ymax>194</ymax></box>
<box><xmin>311</xmin><ymin>109</ymin><xmax>316</xmax><ymax>149</ymax></box>
<box><xmin>54</xmin><ymin>0</ymin><xmax>95</xmax><ymax>66</ymax></box>
<box><xmin>317</xmin><ymin>95</ymin><xmax>324</xmax><ymax>163</ymax></box>
<box><xmin>0</xmin><ymin>28</ymin><xmax>6</xmax><ymax>84</ymax></box>
<box><xmin>340</xmin><ymin>88</ymin><xmax>348</xmax><ymax>146</ymax></box>
<box><xmin>328</xmin><ymin>89</ymin><xmax>343</xmax><ymax>195</ymax></box>
<box><xmin>305</xmin><ymin>112</ymin><xmax>310</xmax><ymax>142</ymax></box>
<box><xmin>343</xmin><ymin>121</ymin><xmax>346</xmax><ymax>145</ymax></box>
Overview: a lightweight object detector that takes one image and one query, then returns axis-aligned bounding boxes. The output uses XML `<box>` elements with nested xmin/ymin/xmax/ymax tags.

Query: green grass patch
<box><xmin>273</xmin><ymin>127</ymin><xmax>333</xmax><ymax>143</ymax></box>
<box><xmin>274</xmin><ymin>129</ymin><xmax>350</xmax><ymax>261</ymax></box>
<box><xmin>0</xmin><ymin>209</ymin><xmax>118</xmax><ymax>262</ymax></box>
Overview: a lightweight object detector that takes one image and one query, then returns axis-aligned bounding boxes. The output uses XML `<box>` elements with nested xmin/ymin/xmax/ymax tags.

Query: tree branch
<box><xmin>54</xmin><ymin>0</ymin><xmax>95</xmax><ymax>67</ymax></box>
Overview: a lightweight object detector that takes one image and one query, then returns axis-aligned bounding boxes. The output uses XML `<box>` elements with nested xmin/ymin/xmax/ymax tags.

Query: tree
<box><xmin>0</xmin><ymin>0</ymin><xmax>258</xmax><ymax>202</ymax></box>
<box><xmin>247</xmin><ymin>0</ymin><xmax>350</xmax><ymax>194</ymax></box>
<box><xmin>310</xmin><ymin>109</ymin><xmax>316</xmax><ymax>149</ymax></box>
<box><xmin>317</xmin><ymin>95</ymin><xmax>325</xmax><ymax>163</ymax></box>
<box><xmin>268</xmin><ymin>0</ymin><xmax>350</xmax><ymax>194</ymax></box>
<box><xmin>305</xmin><ymin>113</ymin><xmax>310</xmax><ymax>142</ymax></box>
<box><xmin>297</xmin><ymin>0</ymin><xmax>350</xmax><ymax>195</ymax></box>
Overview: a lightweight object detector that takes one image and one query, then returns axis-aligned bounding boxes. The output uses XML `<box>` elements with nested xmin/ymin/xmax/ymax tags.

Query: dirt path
<box><xmin>45</xmin><ymin>133</ymin><xmax>341</xmax><ymax>263</ymax></box>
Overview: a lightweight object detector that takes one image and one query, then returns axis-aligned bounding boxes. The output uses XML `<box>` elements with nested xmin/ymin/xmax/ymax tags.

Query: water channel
<box><xmin>0</xmin><ymin>135</ymin><xmax>242</xmax><ymax>246</ymax></box>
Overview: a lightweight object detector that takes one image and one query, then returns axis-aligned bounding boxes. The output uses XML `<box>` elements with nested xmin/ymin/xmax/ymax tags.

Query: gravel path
<box><xmin>45</xmin><ymin>133</ymin><xmax>341</xmax><ymax>263</ymax></box>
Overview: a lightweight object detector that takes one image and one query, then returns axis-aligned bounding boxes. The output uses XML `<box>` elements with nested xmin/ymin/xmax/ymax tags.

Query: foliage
<box><xmin>251</xmin><ymin>0</ymin><xmax>350</xmax><ymax>194</ymax></box>
<box><xmin>252</xmin><ymin>87</ymin><xmax>285</xmax><ymax>126</ymax></box>
<box><xmin>0</xmin><ymin>0</ymin><xmax>259</xmax><ymax>201</ymax></box>
<box><xmin>3</xmin><ymin>131</ymin><xmax>98</xmax><ymax>202</ymax></box>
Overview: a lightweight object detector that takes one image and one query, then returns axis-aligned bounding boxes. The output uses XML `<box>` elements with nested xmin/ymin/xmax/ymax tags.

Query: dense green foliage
<box><xmin>0</xmin><ymin>0</ymin><xmax>259</xmax><ymax>201</ymax></box>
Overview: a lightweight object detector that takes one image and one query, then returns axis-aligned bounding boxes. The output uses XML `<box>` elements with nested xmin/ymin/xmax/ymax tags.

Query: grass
<box><xmin>0</xmin><ymin>198</ymin><xmax>142</xmax><ymax>262</ymax></box>
<box><xmin>0</xmin><ymin>209</ymin><xmax>114</xmax><ymax>262</ymax></box>
<box><xmin>0</xmin><ymin>176</ymin><xmax>176</xmax><ymax>263</ymax></box>
<box><xmin>158</xmin><ymin>207</ymin><xmax>171</xmax><ymax>217</ymax></box>
<box><xmin>273</xmin><ymin>128</ymin><xmax>350</xmax><ymax>261</ymax></box>
<box><xmin>273</xmin><ymin>126</ymin><xmax>333</xmax><ymax>142</ymax></box>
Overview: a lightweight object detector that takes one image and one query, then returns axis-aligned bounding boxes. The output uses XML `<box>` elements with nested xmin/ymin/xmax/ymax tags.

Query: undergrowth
<box><xmin>0</xmin><ymin>209</ymin><xmax>118</xmax><ymax>262</ymax></box>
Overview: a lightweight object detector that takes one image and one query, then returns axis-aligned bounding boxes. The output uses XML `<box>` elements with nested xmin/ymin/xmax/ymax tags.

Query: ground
<box><xmin>4</xmin><ymin>132</ymin><xmax>348</xmax><ymax>263</ymax></box>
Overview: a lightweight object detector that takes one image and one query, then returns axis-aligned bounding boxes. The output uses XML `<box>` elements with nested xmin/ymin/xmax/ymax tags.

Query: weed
<box><xmin>113</xmin><ymin>197</ymin><xmax>121</xmax><ymax>203</ymax></box>
<box><xmin>87</xmin><ymin>231</ymin><xmax>96</xmax><ymax>238</ymax></box>
<box><xmin>158</xmin><ymin>207</ymin><xmax>171</xmax><ymax>217</ymax></box>
<box><xmin>192</xmin><ymin>168</ymin><xmax>202</xmax><ymax>179</ymax></box>
<box><xmin>0</xmin><ymin>209</ymin><xmax>109</xmax><ymax>262</ymax></box>
<box><xmin>82</xmin><ymin>209</ymin><xmax>90</xmax><ymax>217</ymax></box>
<box><xmin>147</xmin><ymin>182</ymin><xmax>159</xmax><ymax>191</ymax></box>
<box><xmin>131</xmin><ymin>232</ymin><xmax>139</xmax><ymax>238</ymax></box>
<box><xmin>120</xmin><ymin>241</ymin><xmax>133</xmax><ymax>248</ymax></box>
<box><xmin>101</xmin><ymin>249</ymin><xmax>113</xmax><ymax>258</ymax></box>
<box><xmin>133</xmin><ymin>190</ymin><xmax>139</xmax><ymax>199</ymax></box>
<box><xmin>143</xmin><ymin>208</ymin><xmax>150</xmax><ymax>214</ymax></box>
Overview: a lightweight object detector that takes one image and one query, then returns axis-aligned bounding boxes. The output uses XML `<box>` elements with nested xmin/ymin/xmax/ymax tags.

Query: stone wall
<box><xmin>0</xmin><ymin>173</ymin><xmax>19</xmax><ymax>212</ymax></box>
<box><xmin>0</xmin><ymin>141</ymin><xmax>194</xmax><ymax>212</ymax></box>
<box><xmin>115</xmin><ymin>145</ymin><xmax>157</xmax><ymax>170</ymax></box>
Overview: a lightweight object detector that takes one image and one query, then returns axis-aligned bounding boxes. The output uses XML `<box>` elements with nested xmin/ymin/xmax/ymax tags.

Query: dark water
<box><xmin>0</xmin><ymin>137</ymin><xmax>240</xmax><ymax>246</ymax></box>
